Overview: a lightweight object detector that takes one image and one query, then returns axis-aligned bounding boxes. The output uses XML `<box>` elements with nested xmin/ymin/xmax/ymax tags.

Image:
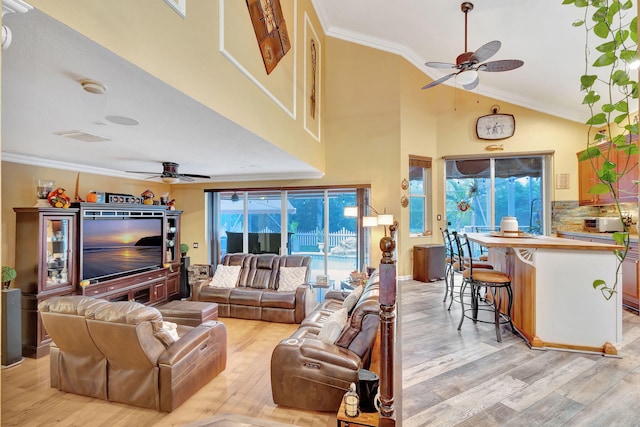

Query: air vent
<box><xmin>54</xmin><ymin>130</ymin><xmax>111</xmax><ymax>142</ymax></box>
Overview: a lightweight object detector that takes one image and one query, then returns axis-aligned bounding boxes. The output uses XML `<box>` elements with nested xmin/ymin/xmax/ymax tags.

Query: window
<box><xmin>409</xmin><ymin>155</ymin><xmax>432</xmax><ymax>236</ymax></box>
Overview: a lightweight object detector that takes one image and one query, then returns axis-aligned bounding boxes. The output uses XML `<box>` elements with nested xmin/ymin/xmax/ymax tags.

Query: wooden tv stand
<box><xmin>79</xmin><ymin>267</ymin><xmax>176</xmax><ymax>305</ymax></box>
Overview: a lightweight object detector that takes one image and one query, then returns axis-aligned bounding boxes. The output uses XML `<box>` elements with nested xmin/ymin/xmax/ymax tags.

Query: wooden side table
<box><xmin>336</xmin><ymin>399</ymin><xmax>379</xmax><ymax>427</ymax></box>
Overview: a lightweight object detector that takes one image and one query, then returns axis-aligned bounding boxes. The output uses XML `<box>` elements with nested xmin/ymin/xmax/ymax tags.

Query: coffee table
<box><xmin>157</xmin><ymin>300</ymin><xmax>219</xmax><ymax>327</ymax></box>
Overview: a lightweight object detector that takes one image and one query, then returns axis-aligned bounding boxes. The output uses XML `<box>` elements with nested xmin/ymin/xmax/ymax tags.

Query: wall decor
<box><xmin>303</xmin><ymin>12</ymin><xmax>321</xmax><ymax>141</ymax></box>
<box><xmin>164</xmin><ymin>0</ymin><xmax>186</xmax><ymax>18</ymax></box>
<box><xmin>247</xmin><ymin>0</ymin><xmax>290</xmax><ymax>75</ymax></box>
<box><xmin>476</xmin><ymin>105</ymin><xmax>515</xmax><ymax>140</ymax></box>
<box><xmin>310</xmin><ymin>38</ymin><xmax>317</xmax><ymax>119</ymax></box>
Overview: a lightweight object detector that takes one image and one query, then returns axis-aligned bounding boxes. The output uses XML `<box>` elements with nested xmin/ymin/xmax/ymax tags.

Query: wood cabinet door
<box><xmin>615</xmin><ymin>143</ymin><xmax>638</xmax><ymax>203</ymax></box>
<box><xmin>577</xmin><ymin>154</ymin><xmax>603</xmax><ymax>205</ymax></box>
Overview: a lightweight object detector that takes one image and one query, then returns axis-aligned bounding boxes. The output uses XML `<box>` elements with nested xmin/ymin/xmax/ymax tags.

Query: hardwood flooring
<box><xmin>401</xmin><ymin>277</ymin><xmax>640</xmax><ymax>427</ymax></box>
<box><xmin>2</xmin><ymin>278</ymin><xmax>640</xmax><ymax>426</ymax></box>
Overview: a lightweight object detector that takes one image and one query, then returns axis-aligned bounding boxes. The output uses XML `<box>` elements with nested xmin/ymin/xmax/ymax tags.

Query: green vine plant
<box><xmin>563</xmin><ymin>0</ymin><xmax>638</xmax><ymax>299</ymax></box>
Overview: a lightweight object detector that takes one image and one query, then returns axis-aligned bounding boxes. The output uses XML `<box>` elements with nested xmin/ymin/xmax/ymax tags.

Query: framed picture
<box><xmin>164</xmin><ymin>0</ymin><xmax>186</xmax><ymax>18</ymax></box>
<box><xmin>246</xmin><ymin>0</ymin><xmax>291</xmax><ymax>74</ymax></box>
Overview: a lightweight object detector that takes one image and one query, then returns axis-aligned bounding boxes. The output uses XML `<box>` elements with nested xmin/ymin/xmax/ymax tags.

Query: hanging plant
<box><xmin>563</xmin><ymin>0</ymin><xmax>638</xmax><ymax>299</ymax></box>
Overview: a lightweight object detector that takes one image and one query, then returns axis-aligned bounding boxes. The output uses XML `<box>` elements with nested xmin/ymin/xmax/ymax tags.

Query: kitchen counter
<box><xmin>466</xmin><ymin>232</ymin><xmax>623</xmax><ymax>355</ymax></box>
<box><xmin>556</xmin><ymin>230</ymin><xmax>639</xmax><ymax>242</ymax></box>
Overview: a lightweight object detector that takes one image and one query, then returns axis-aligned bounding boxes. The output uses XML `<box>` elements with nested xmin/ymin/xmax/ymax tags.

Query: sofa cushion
<box><xmin>278</xmin><ymin>267</ymin><xmax>307</xmax><ymax>292</ymax></box>
<box><xmin>210</xmin><ymin>265</ymin><xmax>241</xmax><ymax>288</ymax></box>
<box><xmin>229</xmin><ymin>287</ymin><xmax>263</xmax><ymax>307</ymax></box>
<box><xmin>261</xmin><ymin>290</ymin><xmax>296</xmax><ymax>309</ymax></box>
<box><xmin>342</xmin><ymin>285</ymin><xmax>364</xmax><ymax>312</ymax></box>
<box><xmin>244</xmin><ymin>254</ymin><xmax>280</xmax><ymax>289</ymax></box>
<box><xmin>198</xmin><ymin>286</ymin><xmax>233</xmax><ymax>304</ymax></box>
<box><xmin>317</xmin><ymin>308</ymin><xmax>348</xmax><ymax>344</ymax></box>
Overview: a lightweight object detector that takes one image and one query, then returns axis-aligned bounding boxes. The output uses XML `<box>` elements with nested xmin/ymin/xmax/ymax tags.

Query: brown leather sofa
<box><xmin>270</xmin><ymin>271</ymin><xmax>380</xmax><ymax>412</ymax></box>
<box><xmin>39</xmin><ymin>295</ymin><xmax>227</xmax><ymax>412</ymax></box>
<box><xmin>191</xmin><ymin>253</ymin><xmax>314</xmax><ymax>323</ymax></box>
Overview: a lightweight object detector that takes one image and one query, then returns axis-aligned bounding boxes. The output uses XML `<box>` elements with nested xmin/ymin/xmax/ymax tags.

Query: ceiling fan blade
<box><xmin>126</xmin><ymin>170</ymin><xmax>158</xmax><ymax>175</ymax></box>
<box><xmin>462</xmin><ymin>77</ymin><xmax>480</xmax><ymax>91</ymax></box>
<box><xmin>470</xmin><ymin>40</ymin><xmax>501</xmax><ymax>64</ymax></box>
<box><xmin>422</xmin><ymin>72</ymin><xmax>457</xmax><ymax>90</ymax></box>
<box><xmin>480</xmin><ymin>59</ymin><xmax>524</xmax><ymax>72</ymax></box>
<box><xmin>425</xmin><ymin>61</ymin><xmax>458</xmax><ymax>69</ymax></box>
<box><xmin>181</xmin><ymin>173</ymin><xmax>211</xmax><ymax>179</ymax></box>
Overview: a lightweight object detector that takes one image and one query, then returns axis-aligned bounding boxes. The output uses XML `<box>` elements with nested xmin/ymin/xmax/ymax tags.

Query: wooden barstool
<box><xmin>455</xmin><ymin>232</ymin><xmax>514</xmax><ymax>342</ymax></box>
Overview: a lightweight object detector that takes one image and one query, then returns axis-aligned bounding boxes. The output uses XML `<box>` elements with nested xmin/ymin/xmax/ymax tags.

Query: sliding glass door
<box><xmin>445</xmin><ymin>155</ymin><xmax>548</xmax><ymax>235</ymax></box>
<box><xmin>211</xmin><ymin>188</ymin><xmax>366</xmax><ymax>283</ymax></box>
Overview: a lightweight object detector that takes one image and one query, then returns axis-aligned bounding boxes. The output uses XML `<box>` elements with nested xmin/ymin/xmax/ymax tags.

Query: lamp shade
<box><xmin>363</xmin><ymin>216</ymin><xmax>378</xmax><ymax>227</ymax></box>
<box><xmin>344</xmin><ymin>206</ymin><xmax>358</xmax><ymax>217</ymax></box>
<box><xmin>377</xmin><ymin>214</ymin><xmax>394</xmax><ymax>226</ymax></box>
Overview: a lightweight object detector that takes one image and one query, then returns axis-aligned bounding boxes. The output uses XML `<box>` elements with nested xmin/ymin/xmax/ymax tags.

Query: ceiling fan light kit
<box><xmin>422</xmin><ymin>2</ymin><xmax>524</xmax><ymax>91</ymax></box>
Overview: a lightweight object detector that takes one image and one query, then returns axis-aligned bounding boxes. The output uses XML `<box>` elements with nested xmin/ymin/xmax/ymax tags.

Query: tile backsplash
<box><xmin>552</xmin><ymin>201</ymin><xmax>638</xmax><ymax>234</ymax></box>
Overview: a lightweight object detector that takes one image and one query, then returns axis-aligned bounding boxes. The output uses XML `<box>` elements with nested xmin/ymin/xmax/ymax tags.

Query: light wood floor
<box><xmin>2</xmin><ymin>279</ymin><xmax>640</xmax><ymax>426</ymax></box>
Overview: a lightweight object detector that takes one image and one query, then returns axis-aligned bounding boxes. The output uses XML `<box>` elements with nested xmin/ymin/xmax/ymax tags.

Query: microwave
<box><xmin>583</xmin><ymin>217</ymin><xmax>624</xmax><ymax>232</ymax></box>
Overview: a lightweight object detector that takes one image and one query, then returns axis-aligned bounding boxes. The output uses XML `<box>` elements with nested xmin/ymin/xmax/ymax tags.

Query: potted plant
<box><xmin>180</xmin><ymin>243</ymin><xmax>189</xmax><ymax>258</ymax></box>
<box><xmin>2</xmin><ymin>266</ymin><xmax>17</xmax><ymax>290</ymax></box>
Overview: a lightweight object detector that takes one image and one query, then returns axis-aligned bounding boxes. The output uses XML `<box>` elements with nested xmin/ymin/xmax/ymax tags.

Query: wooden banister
<box><xmin>378</xmin><ymin>222</ymin><xmax>398</xmax><ymax>426</ymax></box>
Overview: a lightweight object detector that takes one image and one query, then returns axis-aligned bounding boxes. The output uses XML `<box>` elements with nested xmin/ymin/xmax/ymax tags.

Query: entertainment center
<box><xmin>13</xmin><ymin>203</ymin><xmax>183</xmax><ymax>358</ymax></box>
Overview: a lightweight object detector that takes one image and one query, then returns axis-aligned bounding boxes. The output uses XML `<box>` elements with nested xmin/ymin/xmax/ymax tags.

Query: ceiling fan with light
<box><xmin>422</xmin><ymin>2</ymin><xmax>524</xmax><ymax>91</ymax></box>
<box><xmin>126</xmin><ymin>162</ymin><xmax>211</xmax><ymax>184</ymax></box>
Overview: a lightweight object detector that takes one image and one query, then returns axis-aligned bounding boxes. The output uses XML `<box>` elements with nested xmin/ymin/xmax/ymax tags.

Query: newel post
<box><xmin>378</xmin><ymin>222</ymin><xmax>397</xmax><ymax>426</ymax></box>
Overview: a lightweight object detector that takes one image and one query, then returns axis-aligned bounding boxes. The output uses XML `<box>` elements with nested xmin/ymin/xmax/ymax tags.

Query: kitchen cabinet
<box><xmin>13</xmin><ymin>207</ymin><xmax>79</xmax><ymax>358</ymax></box>
<box><xmin>577</xmin><ymin>140</ymin><xmax>638</xmax><ymax>206</ymax></box>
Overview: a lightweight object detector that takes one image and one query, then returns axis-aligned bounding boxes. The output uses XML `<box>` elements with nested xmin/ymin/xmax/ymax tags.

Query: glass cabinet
<box><xmin>45</xmin><ymin>217</ymin><xmax>73</xmax><ymax>289</ymax></box>
<box><xmin>13</xmin><ymin>207</ymin><xmax>78</xmax><ymax>358</ymax></box>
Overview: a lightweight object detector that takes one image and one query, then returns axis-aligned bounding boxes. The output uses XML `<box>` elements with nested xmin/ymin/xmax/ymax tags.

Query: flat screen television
<box><xmin>81</xmin><ymin>217</ymin><xmax>163</xmax><ymax>282</ymax></box>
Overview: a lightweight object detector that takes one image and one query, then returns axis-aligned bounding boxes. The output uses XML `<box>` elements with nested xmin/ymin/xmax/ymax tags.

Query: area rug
<box><xmin>182</xmin><ymin>413</ymin><xmax>298</xmax><ymax>427</ymax></box>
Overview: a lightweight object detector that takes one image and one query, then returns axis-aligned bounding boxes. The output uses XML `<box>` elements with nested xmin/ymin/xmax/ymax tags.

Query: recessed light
<box><xmin>105</xmin><ymin>115</ymin><xmax>140</xmax><ymax>126</ymax></box>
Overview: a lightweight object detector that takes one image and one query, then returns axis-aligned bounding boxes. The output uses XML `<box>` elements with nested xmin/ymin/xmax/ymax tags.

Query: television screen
<box><xmin>82</xmin><ymin>218</ymin><xmax>163</xmax><ymax>281</ymax></box>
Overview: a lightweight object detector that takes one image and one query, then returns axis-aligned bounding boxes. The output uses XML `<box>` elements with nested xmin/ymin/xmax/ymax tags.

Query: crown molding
<box><xmin>2</xmin><ymin>0</ymin><xmax>32</xmax><ymax>16</ymax></box>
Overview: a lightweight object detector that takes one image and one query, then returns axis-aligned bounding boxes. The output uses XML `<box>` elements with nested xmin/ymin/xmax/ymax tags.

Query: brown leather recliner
<box><xmin>270</xmin><ymin>272</ymin><xmax>380</xmax><ymax>412</ymax></box>
<box><xmin>39</xmin><ymin>296</ymin><xmax>227</xmax><ymax>412</ymax></box>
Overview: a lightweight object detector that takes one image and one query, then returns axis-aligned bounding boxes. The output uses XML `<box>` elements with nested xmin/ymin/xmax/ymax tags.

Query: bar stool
<box><xmin>444</xmin><ymin>230</ymin><xmax>494</xmax><ymax>310</ymax></box>
<box><xmin>455</xmin><ymin>232</ymin><xmax>514</xmax><ymax>342</ymax></box>
<box><xmin>440</xmin><ymin>228</ymin><xmax>456</xmax><ymax>305</ymax></box>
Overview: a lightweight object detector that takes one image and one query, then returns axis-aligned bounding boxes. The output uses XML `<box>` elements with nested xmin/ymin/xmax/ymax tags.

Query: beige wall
<box><xmin>1</xmin><ymin>2</ymin><xmax>592</xmax><ymax>277</ymax></box>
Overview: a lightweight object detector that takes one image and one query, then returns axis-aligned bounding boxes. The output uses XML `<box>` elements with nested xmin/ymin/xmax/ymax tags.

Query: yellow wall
<box><xmin>1</xmin><ymin>2</ymin><xmax>592</xmax><ymax>277</ymax></box>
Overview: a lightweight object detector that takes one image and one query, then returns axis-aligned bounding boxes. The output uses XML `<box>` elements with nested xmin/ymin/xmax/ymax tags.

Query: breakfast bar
<box><xmin>466</xmin><ymin>232</ymin><xmax>624</xmax><ymax>355</ymax></box>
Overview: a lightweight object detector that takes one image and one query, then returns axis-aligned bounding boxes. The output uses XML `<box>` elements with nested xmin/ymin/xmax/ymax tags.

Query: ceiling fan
<box><xmin>422</xmin><ymin>2</ymin><xmax>524</xmax><ymax>91</ymax></box>
<box><xmin>126</xmin><ymin>162</ymin><xmax>211</xmax><ymax>183</ymax></box>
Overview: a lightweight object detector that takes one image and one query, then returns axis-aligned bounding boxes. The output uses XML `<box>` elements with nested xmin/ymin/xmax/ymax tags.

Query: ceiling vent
<box><xmin>54</xmin><ymin>130</ymin><xmax>111</xmax><ymax>143</ymax></box>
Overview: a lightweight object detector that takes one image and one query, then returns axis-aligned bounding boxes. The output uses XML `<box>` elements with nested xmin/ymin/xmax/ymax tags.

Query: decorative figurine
<box><xmin>167</xmin><ymin>199</ymin><xmax>176</xmax><ymax>210</ymax></box>
<box><xmin>141</xmin><ymin>189</ymin><xmax>155</xmax><ymax>205</ymax></box>
<box><xmin>47</xmin><ymin>188</ymin><xmax>71</xmax><ymax>208</ymax></box>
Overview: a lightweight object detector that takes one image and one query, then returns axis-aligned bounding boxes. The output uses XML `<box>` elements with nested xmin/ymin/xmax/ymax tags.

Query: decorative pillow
<box><xmin>209</xmin><ymin>265</ymin><xmax>241</xmax><ymax>288</ymax></box>
<box><xmin>317</xmin><ymin>308</ymin><xmax>348</xmax><ymax>344</ymax></box>
<box><xmin>278</xmin><ymin>267</ymin><xmax>307</xmax><ymax>292</ymax></box>
<box><xmin>152</xmin><ymin>320</ymin><xmax>179</xmax><ymax>348</ymax></box>
<box><xmin>162</xmin><ymin>321</ymin><xmax>180</xmax><ymax>341</ymax></box>
<box><xmin>342</xmin><ymin>284</ymin><xmax>364</xmax><ymax>312</ymax></box>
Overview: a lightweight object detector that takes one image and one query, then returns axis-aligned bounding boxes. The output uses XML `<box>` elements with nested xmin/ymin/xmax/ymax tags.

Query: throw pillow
<box><xmin>317</xmin><ymin>308</ymin><xmax>348</xmax><ymax>344</ymax></box>
<box><xmin>162</xmin><ymin>321</ymin><xmax>180</xmax><ymax>341</ymax></box>
<box><xmin>209</xmin><ymin>265</ymin><xmax>241</xmax><ymax>288</ymax></box>
<box><xmin>342</xmin><ymin>284</ymin><xmax>364</xmax><ymax>312</ymax></box>
<box><xmin>278</xmin><ymin>266</ymin><xmax>307</xmax><ymax>292</ymax></box>
<box><xmin>152</xmin><ymin>320</ymin><xmax>177</xmax><ymax>348</ymax></box>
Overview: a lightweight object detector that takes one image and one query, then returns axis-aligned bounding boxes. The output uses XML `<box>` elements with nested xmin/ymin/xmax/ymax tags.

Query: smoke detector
<box><xmin>80</xmin><ymin>79</ymin><xmax>107</xmax><ymax>95</ymax></box>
